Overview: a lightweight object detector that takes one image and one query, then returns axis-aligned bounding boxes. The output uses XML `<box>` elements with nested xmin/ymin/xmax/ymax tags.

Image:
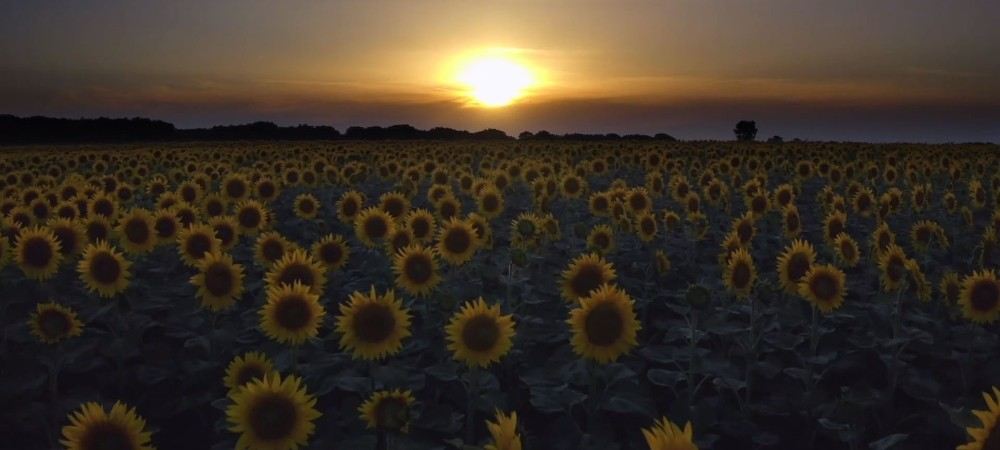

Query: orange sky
<box><xmin>2</xmin><ymin>0</ymin><xmax>999</xmax><ymax>141</ymax></box>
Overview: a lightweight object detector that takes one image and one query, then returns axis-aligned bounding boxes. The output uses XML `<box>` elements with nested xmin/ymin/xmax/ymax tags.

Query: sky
<box><xmin>2</xmin><ymin>0</ymin><xmax>999</xmax><ymax>142</ymax></box>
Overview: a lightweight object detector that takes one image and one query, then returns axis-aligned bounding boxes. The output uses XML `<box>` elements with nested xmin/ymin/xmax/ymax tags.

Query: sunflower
<box><xmin>958</xmin><ymin>270</ymin><xmax>1000</xmax><ymax>324</ymax></box>
<box><xmin>177</xmin><ymin>223</ymin><xmax>222</xmax><ymax>267</ymax></box>
<box><xmin>625</xmin><ymin>188</ymin><xmax>652</xmax><ymax>215</ymax></box>
<box><xmin>568</xmin><ymin>284</ymin><xmax>640</xmax><ymax>363</ymax></box>
<box><xmin>833</xmin><ymin>233</ymin><xmax>860</xmax><ymax>268</ymax></box>
<box><xmin>477</xmin><ymin>186</ymin><xmax>505</xmax><ymax>219</ymax></box>
<box><xmin>561</xmin><ymin>253</ymin><xmax>618</xmax><ymax>302</ymax></box>
<box><xmin>209</xmin><ymin>216</ymin><xmax>240</xmax><ymax>250</ymax></box>
<box><xmin>355</xmin><ymin>207</ymin><xmax>395</xmax><ymax>248</ymax></box>
<box><xmin>723</xmin><ymin>247</ymin><xmax>756</xmax><ymax>299</ymax></box>
<box><xmin>191</xmin><ymin>251</ymin><xmax>245</xmax><ymax>312</ymax></box>
<box><xmin>14</xmin><ymin>226</ymin><xmax>63</xmax><ymax>281</ymax></box>
<box><xmin>939</xmin><ymin>271</ymin><xmax>962</xmax><ymax>304</ymax></box>
<box><xmin>871</xmin><ymin>222</ymin><xmax>896</xmax><ymax>256</ymax></box>
<box><xmin>731</xmin><ymin>212</ymin><xmax>756</xmax><ymax>246</ymax></box>
<box><xmin>115</xmin><ymin>209</ymin><xmax>157</xmax><ymax>254</ymax></box>
<box><xmin>378</xmin><ymin>191</ymin><xmax>410</xmax><ymax>219</ymax></box>
<box><xmin>466</xmin><ymin>212</ymin><xmax>494</xmax><ymax>249</ymax></box>
<box><xmin>201</xmin><ymin>193</ymin><xmax>228</xmax><ymax>218</ymax></box>
<box><xmin>255</xmin><ymin>232</ymin><xmax>296</xmax><ymax>268</ymax></box>
<box><xmin>435</xmin><ymin>195</ymin><xmax>462</xmax><ymax>221</ymax></box>
<box><xmin>221</xmin><ymin>174</ymin><xmax>251</xmax><ymax>202</ymax></box>
<box><xmin>642</xmin><ymin>416</ymin><xmax>698</xmax><ymax>450</ymax></box>
<box><xmin>48</xmin><ymin>218</ymin><xmax>86</xmax><ymax>257</ymax></box>
<box><xmin>292</xmin><ymin>194</ymin><xmax>319</xmax><ymax>220</ymax></box>
<box><xmin>775</xmin><ymin>239</ymin><xmax>816</xmax><ymax>294</ymax></box>
<box><xmin>635</xmin><ymin>212</ymin><xmax>658</xmax><ymax>242</ymax></box>
<box><xmin>234</xmin><ymin>200</ymin><xmax>270</xmax><ymax>235</ymax></box>
<box><xmin>956</xmin><ymin>386</ymin><xmax>1000</xmax><ymax>450</ymax></box>
<box><xmin>910</xmin><ymin>220</ymin><xmax>948</xmax><ymax>252</ymax></box>
<box><xmin>336</xmin><ymin>190</ymin><xmax>365</xmax><ymax>223</ymax></box>
<box><xmin>254</xmin><ymin>177</ymin><xmax>280</xmax><ymax>202</ymax></box>
<box><xmin>266</xmin><ymin>249</ymin><xmax>326</xmax><ymax>296</ymax></box>
<box><xmin>446</xmin><ymin>297</ymin><xmax>515</xmax><ymax>367</ymax></box>
<box><xmin>586</xmin><ymin>224</ymin><xmax>616</xmax><ymax>254</ymax></box>
<box><xmin>152</xmin><ymin>209</ymin><xmax>180</xmax><ymax>245</ymax></box>
<box><xmin>358</xmin><ymin>389</ymin><xmax>415</xmax><ymax>434</ymax></box>
<box><xmin>28</xmin><ymin>302</ymin><xmax>84</xmax><ymax>344</ymax></box>
<box><xmin>782</xmin><ymin>205</ymin><xmax>802</xmax><ymax>238</ymax></box>
<box><xmin>823</xmin><ymin>211</ymin><xmax>847</xmax><ymax>246</ymax></box>
<box><xmin>484</xmin><ymin>410</ymin><xmax>522</xmax><ymax>450</ymax></box>
<box><xmin>61</xmin><ymin>401</ymin><xmax>154</xmax><ymax>450</ymax></box>
<box><xmin>227</xmin><ymin>372</ymin><xmax>321</xmax><ymax>450</ymax></box>
<box><xmin>403</xmin><ymin>209</ymin><xmax>436</xmax><ymax>243</ymax></box>
<box><xmin>798</xmin><ymin>264</ymin><xmax>846</xmax><ymax>314</ymax></box>
<box><xmin>903</xmin><ymin>258</ymin><xmax>932</xmax><ymax>302</ymax></box>
<box><xmin>259</xmin><ymin>281</ymin><xmax>326</xmax><ymax>345</ymax></box>
<box><xmin>437</xmin><ymin>218</ymin><xmax>479</xmax><ymax>266</ymax></box>
<box><xmin>311</xmin><ymin>234</ymin><xmax>350</xmax><ymax>272</ymax></box>
<box><xmin>78</xmin><ymin>241</ymin><xmax>131</xmax><ymax>298</ymax></box>
<box><xmin>88</xmin><ymin>193</ymin><xmax>119</xmax><ymax>220</ymax></box>
<box><xmin>335</xmin><ymin>286</ymin><xmax>412</xmax><ymax>360</ymax></box>
<box><xmin>224</xmin><ymin>351</ymin><xmax>276</xmax><ymax>394</ymax></box>
<box><xmin>877</xmin><ymin>244</ymin><xmax>909</xmax><ymax>292</ymax></box>
<box><xmin>589</xmin><ymin>192</ymin><xmax>611</xmax><ymax>217</ymax></box>
<box><xmin>392</xmin><ymin>244</ymin><xmax>441</xmax><ymax>297</ymax></box>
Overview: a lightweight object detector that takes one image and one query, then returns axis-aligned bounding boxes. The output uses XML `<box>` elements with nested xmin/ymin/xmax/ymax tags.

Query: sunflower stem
<box><xmin>47</xmin><ymin>345</ymin><xmax>63</xmax><ymax>450</ymax></box>
<box><xmin>686</xmin><ymin>309</ymin><xmax>698</xmax><ymax>412</ymax></box>
<box><xmin>464</xmin><ymin>367</ymin><xmax>479</xmax><ymax>444</ymax></box>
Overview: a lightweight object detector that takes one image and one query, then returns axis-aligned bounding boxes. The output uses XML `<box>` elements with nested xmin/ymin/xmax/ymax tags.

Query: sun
<box><xmin>457</xmin><ymin>56</ymin><xmax>534</xmax><ymax>107</ymax></box>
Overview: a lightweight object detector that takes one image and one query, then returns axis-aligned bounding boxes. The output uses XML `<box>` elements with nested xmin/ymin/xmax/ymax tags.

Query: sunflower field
<box><xmin>1</xmin><ymin>141</ymin><xmax>1000</xmax><ymax>450</ymax></box>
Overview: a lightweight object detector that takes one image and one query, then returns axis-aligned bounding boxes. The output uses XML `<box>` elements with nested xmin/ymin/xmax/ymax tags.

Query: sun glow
<box><xmin>456</xmin><ymin>56</ymin><xmax>535</xmax><ymax>107</ymax></box>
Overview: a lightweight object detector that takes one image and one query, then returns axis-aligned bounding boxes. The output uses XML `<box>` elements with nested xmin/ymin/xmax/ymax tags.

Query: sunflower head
<box><xmin>61</xmin><ymin>401</ymin><xmax>154</xmax><ymax>450</ymax></box>
<box><xmin>335</xmin><ymin>285</ymin><xmax>412</xmax><ymax>360</ymax></box>
<box><xmin>777</xmin><ymin>239</ymin><xmax>816</xmax><ymax>295</ymax></box>
<box><xmin>561</xmin><ymin>253</ymin><xmax>618</xmax><ymax>302</ymax></box>
<box><xmin>635</xmin><ymin>213</ymin><xmax>658</xmax><ymax>242</ymax></box>
<box><xmin>404</xmin><ymin>209</ymin><xmax>436</xmax><ymax>243</ymax></box>
<box><xmin>226</xmin><ymin>372</ymin><xmax>321</xmax><ymax>450</ymax></box>
<box><xmin>265</xmin><ymin>248</ymin><xmax>326</xmax><ymax>296</ymax></box>
<box><xmin>224</xmin><ymin>351</ymin><xmax>276</xmax><ymax>394</ymax></box>
<box><xmin>877</xmin><ymin>244</ymin><xmax>909</xmax><ymax>292</ymax></box>
<box><xmin>191</xmin><ymin>251</ymin><xmax>245</xmax><ymax>312</ymax></box>
<box><xmin>446</xmin><ymin>297</ymin><xmax>516</xmax><ymax>367</ymax></box>
<box><xmin>379</xmin><ymin>192</ymin><xmax>410</xmax><ymax>219</ymax></box>
<box><xmin>293</xmin><ymin>193</ymin><xmax>319</xmax><ymax>220</ymax></box>
<box><xmin>586</xmin><ymin>225</ymin><xmax>615</xmax><ymax>254</ymax></box>
<box><xmin>959</xmin><ymin>270</ymin><xmax>1000</xmax><ymax>324</ymax></box>
<box><xmin>798</xmin><ymin>264</ymin><xmax>847</xmax><ymax>314</ymax></box>
<box><xmin>484</xmin><ymin>410</ymin><xmax>522</xmax><ymax>450</ymax></box>
<box><xmin>437</xmin><ymin>218</ymin><xmax>479</xmax><ymax>266</ymax></box>
<box><xmin>392</xmin><ymin>244</ymin><xmax>441</xmax><ymax>297</ymax></box>
<box><xmin>260</xmin><ymin>281</ymin><xmax>326</xmax><ymax>346</ymax></box>
<box><xmin>723</xmin><ymin>247</ymin><xmax>756</xmax><ymax>299</ymax></box>
<box><xmin>234</xmin><ymin>200</ymin><xmax>269</xmax><ymax>235</ymax></box>
<box><xmin>358</xmin><ymin>389</ymin><xmax>415</xmax><ymax>433</ymax></box>
<box><xmin>940</xmin><ymin>272</ymin><xmax>962</xmax><ymax>305</ymax></box>
<box><xmin>177</xmin><ymin>223</ymin><xmax>222</xmax><ymax>268</ymax></box>
<box><xmin>957</xmin><ymin>386</ymin><xmax>1000</xmax><ymax>450</ymax></box>
<box><xmin>833</xmin><ymin>233</ymin><xmax>860</xmax><ymax>268</ymax></box>
<box><xmin>642</xmin><ymin>416</ymin><xmax>698</xmax><ymax>450</ymax></box>
<box><xmin>29</xmin><ymin>302</ymin><xmax>84</xmax><ymax>344</ymax></box>
<box><xmin>48</xmin><ymin>218</ymin><xmax>86</xmax><ymax>257</ymax></box>
<box><xmin>311</xmin><ymin>234</ymin><xmax>350</xmax><ymax>271</ymax></box>
<box><xmin>568</xmin><ymin>284</ymin><xmax>640</xmax><ymax>364</ymax></box>
<box><xmin>117</xmin><ymin>209</ymin><xmax>156</xmax><ymax>254</ymax></box>
<box><xmin>14</xmin><ymin>226</ymin><xmax>63</xmax><ymax>281</ymax></box>
<box><xmin>355</xmin><ymin>207</ymin><xmax>395</xmax><ymax>248</ymax></box>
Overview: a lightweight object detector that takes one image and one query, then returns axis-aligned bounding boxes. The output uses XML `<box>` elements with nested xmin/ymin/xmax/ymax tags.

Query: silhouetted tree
<box><xmin>734</xmin><ymin>120</ymin><xmax>758</xmax><ymax>142</ymax></box>
<box><xmin>518</xmin><ymin>131</ymin><xmax>534</xmax><ymax>140</ymax></box>
<box><xmin>767</xmin><ymin>135</ymin><xmax>784</xmax><ymax>144</ymax></box>
<box><xmin>654</xmin><ymin>133</ymin><xmax>677</xmax><ymax>141</ymax></box>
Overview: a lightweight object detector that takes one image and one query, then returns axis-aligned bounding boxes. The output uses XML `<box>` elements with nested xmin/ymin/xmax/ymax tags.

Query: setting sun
<box><xmin>456</xmin><ymin>56</ymin><xmax>534</xmax><ymax>107</ymax></box>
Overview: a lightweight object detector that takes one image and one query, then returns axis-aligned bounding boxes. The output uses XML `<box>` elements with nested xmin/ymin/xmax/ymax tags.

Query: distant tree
<box><xmin>518</xmin><ymin>131</ymin><xmax>534</xmax><ymax>140</ymax></box>
<box><xmin>734</xmin><ymin>120</ymin><xmax>758</xmax><ymax>142</ymax></box>
<box><xmin>654</xmin><ymin>133</ymin><xmax>677</xmax><ymax>141</ymax></box>
<box><xmin>767</xmin><ymin>135</ymin><xmax>784</xmax><ymax>144</ymax></box>
<box><xmin>533</xmin><ymin>130</ymin><xmax>556</xmax><ymax>140</ymax></box>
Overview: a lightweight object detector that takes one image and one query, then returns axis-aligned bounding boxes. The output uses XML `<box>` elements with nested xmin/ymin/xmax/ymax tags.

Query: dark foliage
<box><xmin>734</xmin><ymin>120</ymin><xmax>758</xmax><ymax>142</ymax></box>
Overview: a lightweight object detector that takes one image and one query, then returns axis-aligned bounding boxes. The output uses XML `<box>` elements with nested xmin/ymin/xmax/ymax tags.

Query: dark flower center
<box><xmin>204</xmin><ymin>262</ymin><xmax>235</xmax><ymax>297</ymax></box>
<box><xmin>353</xmin><ymin>303</ymin><xmax>396</xmax><ymax>343</ymax></box>
<box><xmin>278</xmin><ymin>263</ymin><xmax>315</xmax><ymax>289</ymax></box>
<box><xmin>23</xmin><ymin>237</ymin><xmax>54</xmax><ymax>268</ymax></box>
<box><xmin>363</xmin><ymin>217</ymin><xmax>388</xmax><ymax>240</ymax></box>
<box><xmin>261</xmin><ymin>240</ymin><xmax>284</xmax><ymax>262</ymax></box>
<box><xmin>238</xmin><ymin>208</ymin><xmax>262</xmax><ymax>229</ymax></box>
<box><xmin>248</xmin><ymin>394</ymin><xmax>297</xmax><ymax>441</ymax></box>
<box><xmin>410</xmin><ymin>218</ymin><xmax>430</xmax><ymax>239</ymax></box>
<box><xmin>443</xmin><ymin>228</ymin><xmax>472</xmax><ymax>254</ymax></box>
<box><xmin>810</xmin><ymin>273</ymin><xmax>838</xmax><ymax>302</ymax></box>
<box><xmin>39</xmin><ymin>310</ymin><xmax>70</xmax><ymax>338</ymax></box>
<box><xmin>570</xmin><ymin>263</ymin><xmax>606</xmax><ymax>298</ymax></box>
<box><xmin>89</xmin><ymin>252</ymin><xmax>122</xmax><ymax>285</ymax></box>
<box><xmin>154</xmin><ymin>217</ymin><xmax>176</xmax><ymax>238</ymax></box>
<box><xmin>403</xmin><ymin>254</ymin><xmax>433</xmax><ymax>284</ymax></box>
<box><xmin>462</xmin><ymin>315</ymin><xmax>500</xmax><ymax>352</ymax></box>
<box><xmin>585</xmin><ymin>302</ymin><xmax>624</xmax><ymax>346</ymax></box>
<box><xmin>124</xmin><ymin>219</ymin><xmax>149</xmax><ymax>244</ymax></box>
<box><xmin>79</xmin><ymin>421</ymin><xmax>135</xmax><ymax>450</ymax></box>
<box><xmin>970</xmin><ymin>281</ymin><xmax>1000</xmax><ymax>313</ymax></box>
<box><xmin>53</xmin><ymin>227</ymin><xmax>78</xmax><ymax>256</ymax></box>
<box><xmin>319</xmin><ymin>243</ymin><xmax>343</xmax><ymax>265</ymax></box>
<box><xmin>236</xmin><ymin>365</ymin><xmax>265</xmax><ymax>387</ymax></box>
<box><xmin>185</xmin><ymin>234</ymin><xmax>213</xmax><ymax>260</ymax></box>
<box><xmin>274</xmin><ymin>296</ymin><xmax>312</xmax><ymax>331</ymax></box>
<box><xmin>731</xmin><ymin>262</ymin><xmax>752</xmax><ymax>288</ymax></box>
